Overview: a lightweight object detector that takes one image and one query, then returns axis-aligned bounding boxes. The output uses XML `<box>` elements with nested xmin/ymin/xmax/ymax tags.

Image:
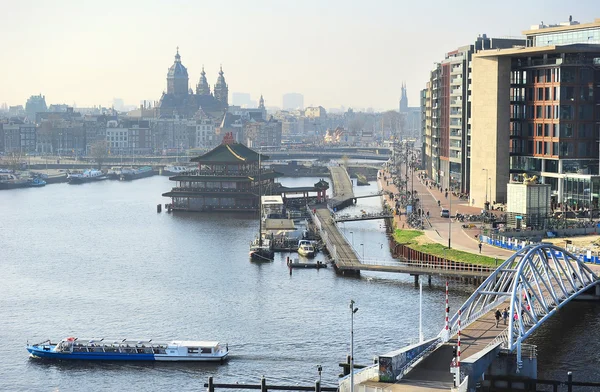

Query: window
<box><xmin>560</xmin><ymin>142</ymin><xmax>574</xmax><ymax>156</ymax></box>
<box><xmin>527</xmin><ymin>87</ymin><xmax>534</xmax><ymax>101</ymax></box>
<box><xmin>536</xmin><ymin>123</ymin><xmax>543</xmax><ymax>136</ymax></box>
<box><xmin>545</xmin><ymin>105</ymin><xmax>552</xmax><ymax>119</ymax></box>
<box><xmin>560</xmin><ymin>105</ymin><xmax>573</xmax><ymax>120</ymax></box>
<box><xmin>561</xmin><ymin>123</ymin><xmax>574</xmax><ymax>137</ymax></box>
<box><xmin>562</xmin><ymin>86</ymin><xmax>575</xmax><ymax>101</ymax></box>
<box><xmin>553</xmin><ymin>86</ymin><xmax>558</xmax><ymax>100</ymax></box>
<box><xmin>545</xmin><ymin>142</ymin><xmax>550</xmax><ymax>155</ymax></box>
<box><xmin>561</xmin><ymin>68</ymin><xmax>576</xmax><ymax>83</ymax></box>
<box><xmin>536</xmin><ymin>106</ymin><xmax>543</xmax><ymax>119</ymax></box>
<box><xmin>580</xmin><ymin>68</ymin><xmax>593</xmax><ymax>83</ymax></box>
<box><xmin>552</xmin><ymin>142</ymin><xmax>559</xmax><ymax>156</ymax></box>
<box><xmin>544</xmin><ymin>87</ymin><xmax>550</xmax><ymax>100</ymax></box>
<box><xmin>527</xmin><ymin>123</ymin><xmax>534</xmax><ymax>137</ymax></box>
<box><xmin>537</xmin><ymin>88</ymin><xmax>544</xmax><ymax>100</ymax></box>
<box><xmin>544</xmin><ymin>124</ymin><xmax>549</xmax><ymax>137</ymax></box>
<box><xmin>579</xmin><ymin>123</ymin><xmax>593</xmax><ymax>138</ymax></box>
<box><xmin>580</xmin><ymin>85</ymin><xmax>593</xmax><ymax>101</ymax></box>
<box><xmin>578</xmin><ymin>105</ymin><xmax>594</xmax><ymax>121</ymax></box>
<box><xmin>537</xmin><ymin>141</ymin><xmax>543</xmax><ymax>154</ymax></box>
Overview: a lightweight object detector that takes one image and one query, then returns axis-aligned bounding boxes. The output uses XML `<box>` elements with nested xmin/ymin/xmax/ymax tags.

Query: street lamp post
<box><xmin>360</xmin><ymin>243</ymin><xmax>364</xmax><ymax>259</ymax></box>
<box><xmin>482</xmin><ymin>168</ymin><xmax>489</xmax><ymax>208</ymax></box>
<box><xmin>349</xmin><ymin>300</ymin><xmax>358</xmax><ymax>392</ymax></box>
<box><xmin>448</xmin><ymin>187</ymin><xmax>452</xmax><ymax>249</ymax></box>
<box><xmin>350</xmin><ymin>231</ymin><xmax>354</xmax><ymax>246</ymax></box>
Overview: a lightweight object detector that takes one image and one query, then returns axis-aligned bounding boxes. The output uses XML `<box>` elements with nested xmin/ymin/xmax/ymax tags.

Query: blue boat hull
<box><xmin>27</xmin><ymin>347</ymin><xmax>155</xmax><ymax>361</ymax></box>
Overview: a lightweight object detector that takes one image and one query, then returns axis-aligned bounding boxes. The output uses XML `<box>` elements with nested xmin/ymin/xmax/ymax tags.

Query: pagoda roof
<box><xmin>190</xmin><ymin>142</ymin><xmax>269</xmax><ymax>163</ymax></box>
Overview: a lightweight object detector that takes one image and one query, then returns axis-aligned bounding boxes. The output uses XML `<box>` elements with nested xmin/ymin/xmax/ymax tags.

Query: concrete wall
<box><xmin>470</xmin><ymin>55</ymin><xmax>511</xmax><ymax>208</ymax></box>
<box><xmin>378</xmin><ymin>338</ymin><xmax>438</xmax><ymax>382</ymax></box>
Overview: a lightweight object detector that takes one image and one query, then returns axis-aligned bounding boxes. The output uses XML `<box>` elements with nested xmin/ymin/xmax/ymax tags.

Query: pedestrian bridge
<box><xmin>342</xmin><ymin>243</ymin><xmax>600</xmax><ymax>392</ymax></box>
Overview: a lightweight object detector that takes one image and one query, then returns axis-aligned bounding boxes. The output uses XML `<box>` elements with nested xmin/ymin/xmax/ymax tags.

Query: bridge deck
<box><xmin>314</xmin><ymin>208</ymin><xmax>361</xmax><ymax>267</ymax></box>
<box><xmin>328</xmin><ymin>167</ymin><xmax>355</xmax><ymax>208</ymax></box>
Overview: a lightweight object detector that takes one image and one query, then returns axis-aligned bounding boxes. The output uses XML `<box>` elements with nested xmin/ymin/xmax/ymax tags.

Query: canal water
<box><xmin>0</xmin><ymin>175</ymin><xmax>597</xmax><ymax>390</ymax></box>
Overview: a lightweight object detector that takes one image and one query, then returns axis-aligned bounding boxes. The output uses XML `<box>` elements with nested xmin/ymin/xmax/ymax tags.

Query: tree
<box><xmin>90</xmin><ymin>140</ymin><xmax>109</xmax><ymax>169</ymax></box>
<box><xmin>2</xmin><ymin>152</ymin><xmax>23</xmax><ymax>171</ymax></box>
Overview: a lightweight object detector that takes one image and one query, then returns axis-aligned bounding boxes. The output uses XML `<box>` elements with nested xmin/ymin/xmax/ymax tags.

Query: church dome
<box><xmin>167</xmin><ymin>48</ymin><xmax>188</xmax><ymax>79</ymax></box>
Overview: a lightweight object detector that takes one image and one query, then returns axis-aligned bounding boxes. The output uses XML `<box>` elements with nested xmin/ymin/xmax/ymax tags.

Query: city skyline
<box><xmin>1</xmin><ymin>0</ymin><xmax>597</xmax><ymax>111</ymax></box>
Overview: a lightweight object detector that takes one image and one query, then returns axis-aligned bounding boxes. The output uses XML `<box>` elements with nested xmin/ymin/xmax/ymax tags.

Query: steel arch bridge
<box><xmin>440</xmin><ymin>243</ymin><xmax>599</xmax><ymax>366</ymax></box>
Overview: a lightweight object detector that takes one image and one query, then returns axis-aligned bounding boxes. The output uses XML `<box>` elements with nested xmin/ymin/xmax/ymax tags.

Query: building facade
<box><xmin>157</xmin><ymin>49</ymin><xmax>229</xmax><ymax>119</ymax></box>
<box><xmin>162</xmin><ymin>133</ymin><xmax>278</xmax><ymax>212</ymax></box>
<box><xmin>423</xmin><ymin>35</ymin><xmax>526</xmax><ymax>193</ymax></box>
<box><xmin>470</xmin><ymin>18</ymin><xmax>600</xmax><ymax>209</ymax></box>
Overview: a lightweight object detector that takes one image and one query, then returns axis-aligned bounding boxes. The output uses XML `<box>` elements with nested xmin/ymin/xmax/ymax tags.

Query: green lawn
<box><xmin>393</xmin><ymin>229</ymin><xmax>498</xmax><ymax>266</ymax></box>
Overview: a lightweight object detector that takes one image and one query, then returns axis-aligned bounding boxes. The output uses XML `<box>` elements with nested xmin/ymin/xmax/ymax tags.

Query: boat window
<box><xmin>201</xmin><ymin>347</ymin><xmax>212</xmax><ymax>354</ymax></box>
<box><xmin>187</xmin><ymin>347</ymin><xmax>199</xmax><ymax>354</ymax></box>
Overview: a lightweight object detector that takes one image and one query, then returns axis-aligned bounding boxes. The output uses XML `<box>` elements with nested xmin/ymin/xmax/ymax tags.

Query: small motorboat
<box><xmin>297</xmin><ymin>240</ymin><xmax>316</xmax><ymax>258</ymax></box>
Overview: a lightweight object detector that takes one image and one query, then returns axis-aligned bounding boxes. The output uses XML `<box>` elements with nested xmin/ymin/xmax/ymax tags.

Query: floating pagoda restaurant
<box><xmin>162</xmin><ymin>133</ymin><xmax>279</xmax><ymax>212</ymax></box>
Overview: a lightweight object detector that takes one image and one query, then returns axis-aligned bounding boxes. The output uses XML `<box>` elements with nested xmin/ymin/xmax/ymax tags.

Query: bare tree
<box><xmin>3</xmin><ymin>152</ymin><xmax>23</xmax><ymax>171</ymax></box>
<box><xmin>90</xmin><ymin>140</ymin><xmax>109</xmax><ymax>169</ymax></box>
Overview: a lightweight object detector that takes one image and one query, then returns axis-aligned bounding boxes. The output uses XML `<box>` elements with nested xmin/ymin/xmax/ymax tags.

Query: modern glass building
<box><xmin>470</xmin><ymin>18</ymin><xmax>600</xmax><ymax>209</ymax></box>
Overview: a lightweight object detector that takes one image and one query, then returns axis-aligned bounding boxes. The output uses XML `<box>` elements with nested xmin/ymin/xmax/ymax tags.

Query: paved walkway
<box><xmin>378</xmin><ymin>167</ymin><xmax>514</xmax><ymax>261</ymax></box>
<box><xmin>329</xmin><ymin>166</ymin><xmax>354</xmax><ymax>206</ymax></box>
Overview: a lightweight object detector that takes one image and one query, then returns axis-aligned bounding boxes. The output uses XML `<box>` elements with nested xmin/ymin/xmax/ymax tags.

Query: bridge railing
<box><xmin>309</xmin><ymin>208</ymin><xmax>337</xmax><ymax>261</ymax></box>
<box><xmin>337</xmin><ymin>256</ymin><xmax>494</xmax><ymax>275</ymax></box>
<box><xmin>395</xmin><ymin>338</ymin><xmax>441</xmax><ymax>381</ymax></box>
<box><xmin>447</xmin><ymin>296</ymin><xmax>506</xmax><ymax>340</ymax></box>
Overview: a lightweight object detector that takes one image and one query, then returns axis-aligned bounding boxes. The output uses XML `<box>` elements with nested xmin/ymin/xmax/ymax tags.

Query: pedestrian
<box><xmin>513</xmin><ymin>311</ymin><xmax>519</xmax><ymax>322</ymax></box>
<box><xmin>502</xmin><ymin>308</ymin><xmax>509</xmax><ymax>325</ymax></box>
<box><xmin>494</xmin><ymin>309</ymin><xmax>501</xmax><ymax>327</ymax></box>
<box><xmin>478</xmin><ymin>242</ymin><xmax>482</xmax><ymax>254</ymax></box>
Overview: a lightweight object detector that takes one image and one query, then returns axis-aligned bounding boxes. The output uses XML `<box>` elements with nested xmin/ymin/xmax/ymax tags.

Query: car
<box><xmin>441</xmin><ymin>209</ymin><xmax>450</xmax><ymax>218</ymax></box>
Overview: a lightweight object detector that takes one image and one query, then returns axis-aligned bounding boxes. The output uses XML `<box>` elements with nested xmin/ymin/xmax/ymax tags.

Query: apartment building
<box><xmin>423</xmin><ymin>35</ymin><xmax>525</xmax><ymax>193</ymax></box>
<box><xmin>470</xmin><ymin>18</ymin><xmax>600</xmax><ymax>209</ymax></box>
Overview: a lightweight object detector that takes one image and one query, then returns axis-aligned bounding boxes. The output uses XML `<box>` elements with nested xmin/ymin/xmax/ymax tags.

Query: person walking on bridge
<box><xmin>494</xmin><ymin>309</ymin><xmax>502</xmax><ymax>327</ymax></box>
<box><xmin>502</xmin><ymin>308</ymin><xmax>509</xmax><ymax>325</ymax></box>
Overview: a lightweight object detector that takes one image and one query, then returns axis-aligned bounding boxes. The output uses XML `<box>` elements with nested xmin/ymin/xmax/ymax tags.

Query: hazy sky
<box><xmin>1</xmin><ymin>0</ymin><xmax>598</xmax><ymax>111</ymax></box>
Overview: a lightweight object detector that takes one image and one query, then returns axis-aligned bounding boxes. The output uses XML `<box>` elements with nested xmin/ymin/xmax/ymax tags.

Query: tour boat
<box><xmin>27</xmin><ymin>337</ymin><xmax>229</xmax><ymax>362</ymax></box>
<box><xmin>297</xmin><ymin>240</ymin><xmax>316</xmax><ymax>258</ymax></box>
<box><xmin>68</xmin><ymin>169</ymin><xmax>107</xmax><ymax>184</ymax></box>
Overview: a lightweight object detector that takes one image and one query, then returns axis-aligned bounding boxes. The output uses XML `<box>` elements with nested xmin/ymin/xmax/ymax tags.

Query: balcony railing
<box><xmin>173</xmin><ymin>169</ymin><xmax>268</xmax><ymax>177</ymax></box>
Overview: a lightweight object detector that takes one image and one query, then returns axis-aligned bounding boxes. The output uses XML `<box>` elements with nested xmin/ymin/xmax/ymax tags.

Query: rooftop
<box><xmin>473</xmin><ymin>43</ymin><xmax>600</xmax><ymax>58</ymax></box>
<box><xmin>523</xmin><ymin>18</ymin><xmax>600</xmax><ymax>36</ymax></box>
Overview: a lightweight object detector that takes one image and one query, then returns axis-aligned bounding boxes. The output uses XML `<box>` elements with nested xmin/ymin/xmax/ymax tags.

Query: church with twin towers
<box><xmin>157</xmin><ymin>48</ymin><xmax>229</xmax><ymax>118</ymax></box>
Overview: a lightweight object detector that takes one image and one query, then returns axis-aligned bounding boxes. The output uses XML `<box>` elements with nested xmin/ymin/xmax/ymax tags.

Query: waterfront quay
<box><xmin>311</xmin><ymin>166</ymin><xmax>495</xmax><ymax>281</ymax></box>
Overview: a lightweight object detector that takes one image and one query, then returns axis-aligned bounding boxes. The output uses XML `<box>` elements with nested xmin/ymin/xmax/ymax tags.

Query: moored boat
<box><xmin>0</xmin><ymin>173</ymin><xmax>37</xmax><ymax>190</ymax></box>
<box><xmin>120</xmin><ymin>166</ymin><xmax>155</xmax><ymax>181</ymax></box>
<box><xmin>27</xmin><ymin>337</ymin><xmax>229</xmax><ymax>362</ymax></box>
<box><xmin>107</xmin><ymin>166</ymin><xmax>123</xmax><ymax>180</ymax></box>
<box><xmin>27</xmin><ymin>177</ymin><xmax>47</xmax><ymax>187</ymax></box>
<box><xmin>162</xmin><ymin>165</ymin><xmax>191</xmax><ymax>176</ymax></box>
<box><xmin>249</xmin><ymin>237</ymin><xmax>274</xmax><ymax>262</ymax></box>
<box><xmin>68</xmin><ymin>169</ymin><xmax>107</xmax><ymax>184</ymax></box>
<box><xmin>297</xmin><ymin>240</ymin><xmax>316</xmax><ymax>258</ymax></box>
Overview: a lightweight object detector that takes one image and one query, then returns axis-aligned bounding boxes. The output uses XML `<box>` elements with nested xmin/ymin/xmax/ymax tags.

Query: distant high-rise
<box><xmin>25</xmin><ymin>94</ymin><xmax>47</xmax><ymax>123</ymax></box>
<box><xmin>282</xmin><ymin>93</ymin><xmax>304</xmax><ymax>110</ymax></box>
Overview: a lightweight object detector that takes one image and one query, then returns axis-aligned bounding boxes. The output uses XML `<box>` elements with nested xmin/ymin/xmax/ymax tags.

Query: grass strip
<box><xmin>393</xmin><ymin>229</ymin><xmax>497</xmax><ymax>266</ymax></box>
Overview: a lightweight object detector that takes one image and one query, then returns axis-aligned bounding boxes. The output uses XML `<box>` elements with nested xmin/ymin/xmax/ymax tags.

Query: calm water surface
<box><xmin>0</xmin><ymin>175</ymin><xmax>597</xmax><ymax>390</ymax></box>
